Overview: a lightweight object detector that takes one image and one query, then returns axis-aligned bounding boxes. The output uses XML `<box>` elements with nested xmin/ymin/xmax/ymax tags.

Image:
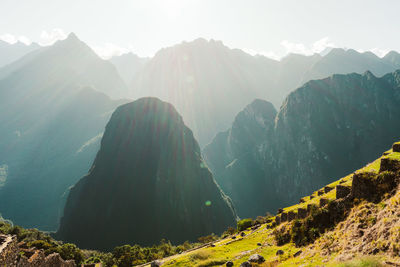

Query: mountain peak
<box><xmin>66</xmin><ymin>32</ymin><xmax>79</xmax><ymax>41</ymax></box>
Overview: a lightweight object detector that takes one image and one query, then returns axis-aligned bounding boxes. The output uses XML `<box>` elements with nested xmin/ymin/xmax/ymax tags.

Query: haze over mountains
<box><xmin>0</xmin><ymin>33</ymin><xmax>128</xmax><ymax>230</ymax></box>
<box><xmin>57</xmin><ymin>98</ymin><xmax>236</xmax><ymax>250</ymax></box>
<box><xmin>128</xmin><ymin>39</ymin><xmax>400</xmax><ymax>146</ymax></box>
<box><xmin>1</xmin><ymin>32</ymin><xmax>400</xmax><ymax>234</ymax></box>
<box><xmin>204</xmin><ymin>70</ymin><xmax>400</xmax><ymax>218</ymax></box>
<box><xmin>0</xmin><ymin>40</ymin><xmax>40</xmax><ymax>68</ymax></box>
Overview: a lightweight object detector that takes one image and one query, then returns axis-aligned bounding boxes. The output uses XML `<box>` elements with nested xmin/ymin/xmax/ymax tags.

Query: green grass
<box><xmin>155</xmin><ymin>143</ymin><xmax>400</xmax><ymax>267</ymax></box>
<box><xmin>334</xmin><ymin>256</ymin><xmax>385</xmax><ymax>267</ymax></box>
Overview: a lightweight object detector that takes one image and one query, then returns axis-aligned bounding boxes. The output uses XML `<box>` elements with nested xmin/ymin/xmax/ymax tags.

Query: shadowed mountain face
<box><xmin>0</xmin><ymin>40</ymin><xmax>40</xmax><ymax>68</ymax></box>
<box><xmin>0</xmin><ymin>33</ymin><xmax>129</xmax><ymax>230</ymax></box>
<box><xmin>203</xmin><ymin>70</ymin><xmax>400</xmax><ymax>218</ymax></box>
<box><xmin>57</xmin><ymin>98</ymin><xmax>237</xmax><ymax>251</ymax></box>
<box><xmin>130</xmin><ymin>39</ymin><xmax>400</xmax><ymax>146</ymax></box>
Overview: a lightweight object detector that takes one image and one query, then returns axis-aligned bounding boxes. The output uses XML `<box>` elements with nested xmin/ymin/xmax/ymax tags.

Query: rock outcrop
<box><xmin>0</xmin><ymin>234</ymin><xmax>75</xmax><ymax>267</ymax></box>
<box><xmin>204</xmin><ymin>70</ymin><xmax>400</xmax><ymax>218</ymax></box>
<box><xmin>57</xmin><ymin>98</ymin><xmax>237</xmax><ymax>250</ymax></box>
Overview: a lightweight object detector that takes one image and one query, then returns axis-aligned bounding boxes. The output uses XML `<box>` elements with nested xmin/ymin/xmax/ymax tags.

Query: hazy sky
<box><xmin>1</xmin><ymin>0</ymin><xmax>399</xmax><ymax>59</ymax></box>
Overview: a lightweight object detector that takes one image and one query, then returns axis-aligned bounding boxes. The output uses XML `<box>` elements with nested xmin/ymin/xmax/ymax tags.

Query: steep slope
<box><xmin>155</xmin><ymin>141</ymin><xmax>400</xmax><ymax>266</ymax></box>
<box><xmin>0</xmin><ymin>40</ymin><xmax>40</xmax><ymax>68</ymax></box>
<box><xmin>131</xmin><ymin>38</ymin><xmax>279</xmax><ymax>146</ymax></box>
<box><xmin>0</xmin><ymin>33</ymin><xmax>127</xmax><ymax>99</ymax></box>
<box><xmin>0</xmin><ymin>33</ymin><xmax>129</xmax><ymax>230</ymax></box>
<box><xmin>109</xmin><ymin>52</ymin><xmax>148</xmax><ymax>85</ymax></box>
<box><xmin>204</xmin><ymin>70</ymin><xmax>400</xmax><ymax>219</ymax></box>
<box><xmin>203</xmin><ymin>99</ymin><xmax>278</xmax><ymax>217</ymax></box>
<box><xmin>131</xmin><ymin>39</ymin><xmax>400</xmax><ymax>146</ymax></box>
<box><xmin>57</xmin><ymin>98</ymin><xmax>237</xmax><ymax>251</ymax></box>
<box><xmin>383</xmin><ymin>50</ymin><xmax>400</xmax><ymax>68</ymax></box>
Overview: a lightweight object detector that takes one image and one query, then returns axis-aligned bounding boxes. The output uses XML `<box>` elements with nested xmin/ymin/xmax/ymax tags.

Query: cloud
<box><xmin>39</xmin><ymin>28</ymin><xmax>68</xmax><ymax>46</ymax></box>
<box><xmin>281</xmin><ymin>37</ymin><xmax>336</xmax><ymax>56</ymax></box>
<box><xmin>0</xmin><ymin>33</ymin><xmax>32</xmax><ymax>45</ymax></box>
<box><xmin>91</xmin><ymin>43</ymin><xmax>130</xmax><ymax>59</ymax></box>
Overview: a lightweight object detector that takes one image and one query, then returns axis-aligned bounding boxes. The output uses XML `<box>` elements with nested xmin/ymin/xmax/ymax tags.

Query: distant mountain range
<box><xmin>56</xmin><ymin>97</ymin><xmax>236</xmax><ymax>250</ymax></box>
<box><xmin>109</xmin><ymin>52</ymin><xmax>149</xmax><ymax>86</ymax></box>
<box><xmin>203</xmin><ymin>70</ymin><xmax>400</xmax><ymax>218</ymax></box>
<box><xmin>128</xmin><ymin>39</ymin><xmax>400</xmax><ymax>146</ymax></box>
<box><xmin>0</xmin><ymin>33</ymin><xmax>129</xmax><ymax>230</ymax></box>
<box><xmin>1</xmin><ymin>32</ymin><xmax>400</xmax><ymax>232</ymax></box>
<box><xmin>0</xmin><ymin>40</ymin><xmax>40</xmax><ymax>68</ymax></box>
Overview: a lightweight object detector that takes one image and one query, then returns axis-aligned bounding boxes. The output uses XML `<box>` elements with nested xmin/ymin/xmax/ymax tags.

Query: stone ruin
<box><xmin>0</xmin><ymin>234</ymin><xmax>76</xmax><ymax>267</ymax></box>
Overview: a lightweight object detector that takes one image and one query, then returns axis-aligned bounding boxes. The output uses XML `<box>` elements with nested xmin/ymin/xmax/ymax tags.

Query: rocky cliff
<box><xmin>57</xmin><ymin>97</ymin><xmax>237</xmax><ymax>250</ymax></box>
<box><xmin>204</xmin><ymin>70</ymin><xmax>400</xmax><ymax>219</ymax></box>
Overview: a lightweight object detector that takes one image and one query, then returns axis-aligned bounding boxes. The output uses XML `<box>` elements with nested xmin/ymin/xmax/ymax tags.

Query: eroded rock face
<box><xmin>204</xmin><ymin>70</ymin><xmax>400</xmax><ymax>218</ymax></box>
<box><xmin>57</xmin><ymin>98</ymin><xmax>237</xmax><ymax>250</ymax></box>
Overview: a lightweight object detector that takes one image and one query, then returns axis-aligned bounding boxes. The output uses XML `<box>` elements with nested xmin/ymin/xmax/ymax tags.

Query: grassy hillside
<box><xmin>150</xmin><ymin>141</ymin><xmax>400</xmax><ymax>267</ymax></box>
<box><xmin>2</xmin><ymin>141</ymin><xmax>399</xmax><ymax>266</ymax></box>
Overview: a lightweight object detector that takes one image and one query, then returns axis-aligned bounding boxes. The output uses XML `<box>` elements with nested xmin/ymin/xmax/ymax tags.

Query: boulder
<box><xmin>226</xmin><ymin>261</ymin><xmax>234</xmax><ymax>267</ymax></box>
<box><xmin>317</xmin><ymin>190</ymin><xmax>324</xmax><ymax>196</ymax></box>
<box><xmin>336</xmin><ymin>185</ymin><xmax>351</xmax><ymax>199</ymax></box>
<box><xmin>151</xmin><ymin>260</ymin><xmax>163</xmax><ymax>267</ymax></box>
<box><xmin>248</xmin><ymin>254</ymin><xmax>265</xmax><ymax>263</ymax></box>
<box><xmin>299</xmin><ymin>198</ymin><xmax>305</xmax><ymax>203</ymax></box>
<box><xmin>276</xmin><ymin>250</ymin><xmax>284</xmax><ymax>256</ymax></box>
<box><xmin>275</xmin><ymin>215</ymin><xmax>281</xmax><ymax>225</ymax></box>
<box><xmin>277</xmin><ymin>208</ymin><xmax>283</xmax><ymax>214</ymax></box>
<box><xmin>294</xmin><ymin>250</ymin><xmax>302</xmax><ymax>257</ymax></box>
<box><xmin>310</xmin><ymin>195</ymin><xmax>315</xmax><ymax>199</ymax></box>
<box><xmin>240</xmin><ymin>261</ymin><xmax>252</xmax><ymax>267</ymax></box>
<box><xmin>240</xmin><ymin>232</ymin><xmax>246</xmax><ymax>237</ymax></box>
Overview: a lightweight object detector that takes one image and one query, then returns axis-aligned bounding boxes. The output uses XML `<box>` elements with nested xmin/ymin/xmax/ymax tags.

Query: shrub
<box><xmin>198</xmin><ymin>234</ymin><xmax>218</xmax><ymax>244</ymax></box>
<box><xmin>57</xmin><ymin>243</ymin><xmax>84</xmax><ymax>264</ymax></box>
<box><xmin>237</xmin><ymin>218</ymin><xmax>254</xmax><ymax>231</ymax></box>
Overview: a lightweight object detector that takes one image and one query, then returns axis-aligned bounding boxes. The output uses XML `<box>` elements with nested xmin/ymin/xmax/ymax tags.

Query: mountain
<box><xmin>156</xmin><ymin>141</ymin><xmax>400</xmax><ymax>266</ymax></box>
<box><xmin>0</xmin><ymin>33</ymin><xmax>128</xmax><ymax>99</ymax></box>
<box><xmin>0</xmin><ymin>40</ymin><xmax>40</xmax><ymax>68</ymax></box>
<box><xmin>130</xmin><ymin>39</ymin><xmax>400</xmax><ymax>146</ymax></box>
<box><xmin>302</xmin><ymin>48</ymin><xmax>395</xmax><ymax>83</ymax></box>
<box><xmin>383</xmin><ymin>50</ymin><xmax>400</xmax><ymax>68</ymax></box>
<box><xmin>109</xmin><ymin>52</ymin><xmax>148</xmax><ymax>85</ymax></box>
<box><xmin>131</xmin><ymin>38</ymin><xmax>279</xmax><ymax>146</ymax></box>
<box><xmin>0</xmin><ymin>33</ymin><xmax>129</xmax><ymax>230</ymax></box>
<box><xmin>203</xmin><ymin>70</ymin><xmax>400</xmax><ymax>219</ymax></box>
<box><xmin>56</xmin><ymin>97</ymin><xmax>237</xmax><ymax>251</ymax></box>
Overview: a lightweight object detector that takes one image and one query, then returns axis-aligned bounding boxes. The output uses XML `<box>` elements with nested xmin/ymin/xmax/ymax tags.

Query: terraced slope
<box><xmin>146</xmin><ymin>141</ymin><xmax>400</xmax><ymax>266</ymax></box>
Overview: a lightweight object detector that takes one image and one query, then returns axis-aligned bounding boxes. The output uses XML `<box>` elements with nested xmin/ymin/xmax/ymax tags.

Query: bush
<box><xmin>273</xmin><ymin>226</ymin><xmax>291</xmax><ymax>246</ymax></box>
<box><xmin>237</xmin><ymin>218</ymin><xmax>254</xmax><ymax>231</ymax></box>
<box><xmin>57</xmin><ymin>243</ymin><xmax>84</xmax><ymax>264</ymax></box>
<box><xmin>198</xmin><ymin>234</ymin><xmax>218</xmax><ymax>244</ymax></box>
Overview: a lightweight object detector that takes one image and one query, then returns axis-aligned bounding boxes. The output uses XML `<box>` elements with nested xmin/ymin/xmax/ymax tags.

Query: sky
<box><xmin>0</xmin><ymin>0</ymin><xmax>399</xmax><ymax>59</ymax></box>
